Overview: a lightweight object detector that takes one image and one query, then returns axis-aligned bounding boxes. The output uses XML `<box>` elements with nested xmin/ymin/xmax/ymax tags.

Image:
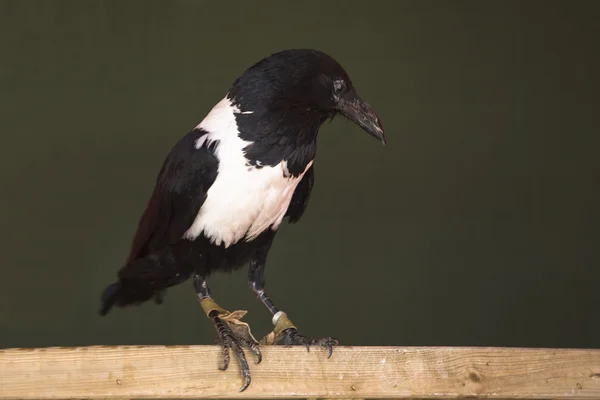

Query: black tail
<box><xmin>99</xmin><ymin>281</ymin><xmax>162</xmax><ymax>316</ymax></box>
<box><xmin>99</xmin><ymin>251</ymin><xmax>193</xmax><ymax>316</ymax></box>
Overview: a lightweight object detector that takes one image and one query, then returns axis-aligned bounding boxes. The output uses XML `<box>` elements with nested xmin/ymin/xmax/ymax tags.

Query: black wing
<box><xmin>286</xmin><ymin>164</ymin><xmax>314</xmax><ymax>224</ymax></box>
<box><xmin>127</xmin><ymin>129</ymin><xmax>218</xmax><ymax>263</ymax></box>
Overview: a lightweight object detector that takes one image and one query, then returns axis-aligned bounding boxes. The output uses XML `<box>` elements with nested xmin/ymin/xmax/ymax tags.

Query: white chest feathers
<box><xmin>182</xmin><ymin>96</ymin><xmax>312</xmax><ymax>248</ymax></box>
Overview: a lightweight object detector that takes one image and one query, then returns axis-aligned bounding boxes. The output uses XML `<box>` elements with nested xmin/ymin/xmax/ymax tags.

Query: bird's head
<box><xmin>229</xmin><ymin>49</ymin><xmax>386</xmax><ymax>145</ymax></box>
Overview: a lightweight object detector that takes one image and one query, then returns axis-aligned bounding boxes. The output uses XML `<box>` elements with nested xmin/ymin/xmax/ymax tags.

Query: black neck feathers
<box><xmin>232</xmin><ymin>107</ymin><xmax>327</xmax><ymax>176</ymax></box>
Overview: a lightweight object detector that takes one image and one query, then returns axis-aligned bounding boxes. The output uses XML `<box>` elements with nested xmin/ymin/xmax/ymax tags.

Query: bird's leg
<box><xmin>248</xmin><ymin>260</ymin><xmax>338</xmax><ymax>357</ymax></box>
<box><xmin>193</xmin><ymin>274</ymin><xmax>261</xmax><ymax>392</ymax></box>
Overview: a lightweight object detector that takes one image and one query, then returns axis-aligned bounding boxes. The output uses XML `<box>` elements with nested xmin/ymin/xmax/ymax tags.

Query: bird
<box><xmin>99</xmin><ymin>49</ymin><xmax>385</xmax><ymax>391</ymax></box>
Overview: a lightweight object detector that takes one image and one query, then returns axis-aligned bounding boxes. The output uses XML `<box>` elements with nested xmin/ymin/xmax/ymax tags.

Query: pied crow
<box><xmin>100</xmin><ymin>49</ymin><xmax>385</xmax><ymax>391</ymax></box>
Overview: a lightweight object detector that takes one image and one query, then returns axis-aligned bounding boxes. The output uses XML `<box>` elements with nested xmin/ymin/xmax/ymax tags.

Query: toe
<box><xmin>236</xmin><ymin>350</ymin><xmax>251</xmax><ymax>392</ymax></box>
<box><xmin>218</xmin><ymin>341</ymin><xmax>231</xmax><ymax>371</ymax></box>
<box><xmin>310</xmin><ymin>337</ymin><xmax>337</xmax><ymax>358</ymax></box>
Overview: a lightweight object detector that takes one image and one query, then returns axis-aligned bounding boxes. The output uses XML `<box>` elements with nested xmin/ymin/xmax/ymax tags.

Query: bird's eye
<box><xmin>333</xmin><ymin>79</ymin><xmax>346</xmax><ymax>96</ymax></box>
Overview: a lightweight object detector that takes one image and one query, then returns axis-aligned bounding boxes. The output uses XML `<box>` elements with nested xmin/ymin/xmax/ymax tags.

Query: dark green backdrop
<box><xmin>1</xmin><ymin>1</ymin><xmax>598</xmax><ymax>349</ymax></box>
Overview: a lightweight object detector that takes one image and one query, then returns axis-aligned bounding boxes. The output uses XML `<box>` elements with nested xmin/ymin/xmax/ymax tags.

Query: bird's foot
<box><xmin>277</xmin><ymin>328</ymin><xmax>338</xmax><ymax>358</ymax></box>
<box><xmin>262</xmin><ymin>311</ymin><xmax>338</xmax><ymax>358</ymax></box>
<box><xmin>214</xmin><ymin>312</ymin><xmax>262</xmax><ymax>392</ymax></box>
<box><xmin>200</xmin><ymin>298</ymin><xmax>261</xmax><ymax>392</ymax></box>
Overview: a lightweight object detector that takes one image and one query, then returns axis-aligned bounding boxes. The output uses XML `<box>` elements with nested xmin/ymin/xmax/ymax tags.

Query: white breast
<box><xmin>183</xmin><ymin>96</ymin><xmax>312</xmax><ymax>248</ymax></box>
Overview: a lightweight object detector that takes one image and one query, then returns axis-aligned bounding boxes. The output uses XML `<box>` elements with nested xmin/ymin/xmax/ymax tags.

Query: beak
<box><xmin>336</xmin><ymin>92</ymin><xmax>386</xmax><ymax>145</ymax></box>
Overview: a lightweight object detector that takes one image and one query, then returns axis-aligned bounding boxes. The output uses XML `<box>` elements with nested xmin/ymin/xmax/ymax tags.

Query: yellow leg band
<box><xmin>273</xmin><ymin>312</ymin><xmax>296</xmax><ymax>336</ymax></box>
<box><xmin>199</xmin><ymin>297</ymin><xmax>228</xmax><ymax>317</ymax></box>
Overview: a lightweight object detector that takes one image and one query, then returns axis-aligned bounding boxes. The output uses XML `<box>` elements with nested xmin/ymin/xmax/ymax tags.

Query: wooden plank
<box><xmin>0</xmin><ymin>345</ymin><xmax>599</xmax><ymax>399</ymax></box>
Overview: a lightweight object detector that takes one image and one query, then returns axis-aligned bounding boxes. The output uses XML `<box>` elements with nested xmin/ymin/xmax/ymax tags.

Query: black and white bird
<box><xmin>100</xmin><ymin>49</ymin><xmax>385</xmax><ymax>391</ymax></box>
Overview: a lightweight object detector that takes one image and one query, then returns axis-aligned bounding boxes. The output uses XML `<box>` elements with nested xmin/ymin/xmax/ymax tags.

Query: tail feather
<box><xmin>99</xmin><ymin>282</ymin><xmax>120</xmax><ymax>316</ymax></box>
<box><xmin>99</xmin><ymin>281</ymin><xmax>158</xmax><ymax>316</ymax></box>
<box><xmin>99</xmin><ymin>250</ymin><xmax>193</xmax><ymax>316</ymax></box>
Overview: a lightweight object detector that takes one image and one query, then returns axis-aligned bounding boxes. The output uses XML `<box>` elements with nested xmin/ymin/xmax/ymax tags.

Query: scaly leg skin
<box><xmin>194</xmin><ymin>275</ymin><xmax>261</xmax><ymax>392</ymax></box>
<box><xmin>248</xmin><ymin>260</ymin><xmax>338</xmax><ymax>357</ymax></box>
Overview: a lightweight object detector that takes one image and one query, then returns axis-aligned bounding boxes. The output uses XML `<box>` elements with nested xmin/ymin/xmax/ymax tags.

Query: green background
<box><xmin>1</xmin><ymin>1</ymin><xmax>598</xmax><ymax>349</ymax></box>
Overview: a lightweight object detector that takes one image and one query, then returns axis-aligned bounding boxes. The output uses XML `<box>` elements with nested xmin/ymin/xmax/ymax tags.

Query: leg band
<box><xmin>272</xmin><ymin>311</ymin><xmax>296</xmax><ymax>336</ymax></box>
<box><xmin>199</xmin><ymin>297</ymin><xmax>227</xmax><ymax>317</ymax></box>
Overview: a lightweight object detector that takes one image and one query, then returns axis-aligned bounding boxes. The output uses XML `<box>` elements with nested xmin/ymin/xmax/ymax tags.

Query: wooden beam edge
<box><xmin>1</xmin><ymin>345</ymin><xmax>599</xmax><ymax>399</ymax></box>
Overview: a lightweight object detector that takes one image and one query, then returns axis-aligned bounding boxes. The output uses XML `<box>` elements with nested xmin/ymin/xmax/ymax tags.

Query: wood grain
<box><xmin>1</xmin><ymin>345</ymin><xmax>599</xmax><ymax>399</ymax></box>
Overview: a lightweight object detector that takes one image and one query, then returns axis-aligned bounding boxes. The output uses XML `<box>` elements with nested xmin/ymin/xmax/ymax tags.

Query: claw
<box><xmin>239</xmin><ymin>373</ymin><xmax>251</xmax><ymax>392</ymax></box>
<box><xmin>250</xmin><ymin>343</ymin><xmax>262</xmax><ymax>364</ymax></box>
<box><xmin>320</xmin><ymin>338</ymin><xmax>338</xmax><ymax>359</ymax></box>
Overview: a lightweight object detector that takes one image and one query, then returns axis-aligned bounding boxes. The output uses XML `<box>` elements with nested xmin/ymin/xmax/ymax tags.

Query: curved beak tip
<box><xmin>372</xmin><ymin>120</ymin><xmax>386</xmax><ymax>146</ymax></box>
<box><xmin>374</xmin><ymin>119</ymin><xmax>386</xmax><ymax>145</ymax></box>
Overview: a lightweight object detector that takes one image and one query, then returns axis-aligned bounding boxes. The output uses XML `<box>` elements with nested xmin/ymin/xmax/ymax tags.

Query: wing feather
<box><xmin>127</xmin><ymin>129</ymin><xmax>218</xmax><ymax>262</ymax></box>
<box><xmin>286</xmin><ymin>164</ymin><xmax>314</xmax><ymax>224</ymax></box>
